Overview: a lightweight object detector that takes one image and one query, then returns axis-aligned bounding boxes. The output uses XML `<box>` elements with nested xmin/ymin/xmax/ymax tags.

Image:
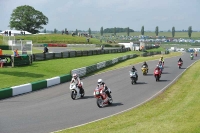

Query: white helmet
<box><xmin>97</xmin><ymin>79</ymin><xmax>103</xmax><ymax>84</ymax></box>
<box><xmin>73</xmin><ymin>73</ymin><xmax>78</xmax><ymax>79</ymax></box>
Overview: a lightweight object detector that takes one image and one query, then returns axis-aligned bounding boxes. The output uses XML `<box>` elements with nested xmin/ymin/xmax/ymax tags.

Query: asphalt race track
<box><xmin>0</xmin><ymin>52</ymin><xmax>198</xmax><ymax>133</ymax></box>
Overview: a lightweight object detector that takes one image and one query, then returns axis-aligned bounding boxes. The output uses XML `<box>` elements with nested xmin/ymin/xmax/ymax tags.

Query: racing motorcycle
<box><xmin>93</xmin><ymin>86</ymin><xmax>113</xmax><ymax>108</ymax></box>
<box><xmin>154</xmin><ymin>69</ymin><xmax>161</xmax><ymax>81</ymax></box>
<box><xmin>129</xmin><ymin>71</ymin><xmax>138</xmax><ymax>84</ymax></box>
<box><xmin>190</xmin><ymin>54</ymin><xmax>194</xmax><ymax>60</ymax></box>
<box><xmin>195</xmin><ymin>52</ymin><xmax>197</xmax><ymax>57</ymax></box>
<box><xmin>178</xmin><ymin>61</ymin><xmax>183</xmax><ymax>69</ymax></box>
<box><xmin>69</xmin><ymin>82</ymin><xmax>84</xmax><ymax>100</ymax></box>
<box><xmin>141</xmin><ymin>65</ymin><xmax>148</xmax><ymax>75</ymax></box>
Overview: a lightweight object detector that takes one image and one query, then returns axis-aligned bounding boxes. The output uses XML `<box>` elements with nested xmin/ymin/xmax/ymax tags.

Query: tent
<box><xmin>0</xmin><ymin>30</ymin><xmax>32</xmax><ymax>36</ymax></box>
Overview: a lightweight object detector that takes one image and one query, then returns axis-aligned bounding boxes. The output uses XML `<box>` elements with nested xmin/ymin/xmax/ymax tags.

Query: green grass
<box><xmin>0</xmin><ymin>34</ymin><xmax>103</xmax><ymax>45</ymax></box>
<box><xmin>0</xmin><ymin>51</ymin><xmax>136</xmax><ymax>89</ymax></box>
<box><xmin>57</xmin><ymin>55</ymin><xmax>200</xmax><ymax>133</ymax></box>
<box><xmin>0</xmin><ymin>50</ymin><xmax>178</xmax><ymax>89</ymax></box>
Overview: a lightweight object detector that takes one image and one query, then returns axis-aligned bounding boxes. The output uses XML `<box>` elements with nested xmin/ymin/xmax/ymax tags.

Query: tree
<box><xmin>75</xmin><ymin>29</ymin><xmax>78</xmax><ymax>35</ymax></box>
<box><xmin>43</xmin><ymin>29</ymin><xmax>46</xmax><ymax>33</ymax></box>
<box><xmin>127</xmin><ymin>27</ymin><xmax>130</xmax><ymax>36</ymax></box>
<box><xmin>155</xmin><ymin>26</ymin><xmax>159</xmax><ymax>36</ymax></box>
<box><xmin>100</xmin><ymin>27</ymin><xmax>103</xmax><ymax>36</ymax></box>
<box><xmin>54</xmin><ymin>28</ymin><xmax>57</xmax><ymax>34</ymax></box>
<box><xmin>114</xmin><ymin>27</ymin><xmax>116</xmax><ymax>35</ymax></box>
<box><xmin>188</xmin><ymin>26</ymin><xmax>192</xmax><ymax>38</ymax></box>
<box><xmin>9</xmin><ymin>5</ymin><xmax>48</xmax><ymax>34</ymax></box>
<box><xmin>172</xmin><ymin>27</ymin><xmax>175</xmax><ymax>37</ymax></box>
<box><xmin>141</xmin><ymin>26</ymin><xmax>144</xmax><ymax>35</ymax></box>
<box><xmin>88</xmin><ymin>28</ymin><xmax>91</xmax><ymax>35</ymax></box>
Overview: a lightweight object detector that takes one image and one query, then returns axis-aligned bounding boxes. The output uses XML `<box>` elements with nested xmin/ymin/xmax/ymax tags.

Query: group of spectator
<box><xmin>21</xmin><ymin>30</ymin><xmax>26</xmax><ymax>36</ymax></box>
<box><xmin>62</xmin><ymin>30</ymin><xmax>69</xmax><ymax>35</ymax></box>
<box><xmin>4</xmin><ymin>31</ymin><xmax>11</xmax><ymax>36</ymax></box>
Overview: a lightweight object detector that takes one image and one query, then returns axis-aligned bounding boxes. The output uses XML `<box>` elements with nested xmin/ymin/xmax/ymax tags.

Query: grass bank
<box><xmin>0</xmin><ymin>34</ymin><xmax>103</xmax><ymax>44</ymax></box>
<box><xmin>58</xmin><ymin>57</ymin><xmax>200</xmax><ymax>133</ymax></box>
<box><xmin>0</xmin><ymin>51</ymin><xmax>180</xmax><ymax>89</ymax></box>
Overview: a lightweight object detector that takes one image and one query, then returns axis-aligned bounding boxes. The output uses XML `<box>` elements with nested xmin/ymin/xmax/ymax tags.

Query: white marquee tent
<box><xmin>0</xmin><ymin>30</ymin><xmax>32</xmax><ymax>36</ymax></box>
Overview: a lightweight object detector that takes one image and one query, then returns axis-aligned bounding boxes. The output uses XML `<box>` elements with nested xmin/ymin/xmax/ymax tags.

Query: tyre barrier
<box><xmin>71</xmin><ymin>54</ymin><xmax>138</xmax><ymax>77</ymax></box>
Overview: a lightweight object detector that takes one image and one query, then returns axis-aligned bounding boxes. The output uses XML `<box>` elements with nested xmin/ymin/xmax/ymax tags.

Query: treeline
<box><xmin>104</xmin><ymin>28</ymin><xmax>134</xmax><ymax>33</ymax></box>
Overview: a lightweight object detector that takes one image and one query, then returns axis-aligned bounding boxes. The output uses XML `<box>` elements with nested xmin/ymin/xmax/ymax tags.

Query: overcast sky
<box><xmin>0</xmin><ymin>0</ymin><xmax>199</xmax><ymax>31</ymax></box>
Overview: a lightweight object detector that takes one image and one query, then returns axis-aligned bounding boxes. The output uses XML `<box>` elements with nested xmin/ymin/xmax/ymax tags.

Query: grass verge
<box><xmin>57</xmin><ymin>57</ymin><xmax>200</xmax><ymax>133</ymax></box>
<box><xmin>0</xmin><ymin>51</ymin><xmax>180</xmax><ymax>89</ymax></box>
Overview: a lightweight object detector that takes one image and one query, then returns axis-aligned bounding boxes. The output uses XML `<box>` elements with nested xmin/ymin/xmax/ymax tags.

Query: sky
<box><xmin>0</xmin><ymin>0</ymin><xmax>199</xmax><ymax>31</ymax></box>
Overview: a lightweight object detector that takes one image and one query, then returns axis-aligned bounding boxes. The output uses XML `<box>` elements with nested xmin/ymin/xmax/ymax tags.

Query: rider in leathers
<box><xmin>178</xmin><ymin>58</ymin><xmax>183</xmax><ymax>63</ymax></box>
<box><xmin>141</xmin><ymin>61</ymin><xmax>148</xmax><ymax>73</ymax></box>
<box><xmin>71</xmin><ymin>73</ymin><xmax>84</xmax><ymax>94</ymax></box>
<box><xmin>131</xmin><ymin>66</ymin><xmax>138</xmax><ymax>80</ymax></box>
<box><xmin>159</xmin><ymin>56</ymin><xmax>164</xmax><ymax>65</ymax></box>
<box><xmin>97</xmin><ymin>79</ymin><xmax>111</xmax><ymax>99</ymax></box>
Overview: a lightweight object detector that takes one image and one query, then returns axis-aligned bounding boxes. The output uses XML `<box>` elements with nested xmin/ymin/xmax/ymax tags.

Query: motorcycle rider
<box><xmin>71</xmin><ymin>73</ymin><xmax>84</xmax><ymax>94</ymax></box>
<box><xmin>159</xmin><ymin>56</ymin><xmax>164</xmax><ymax>65</ymax></box>
<box><xmin>141</xmin><ymin>61</ymin><xmax>148</xmax><ymax>73</ymax></box>
<box><xmin>97</xmin><ymin>79</ymin><xmax>111</xmax><ymax>99</ymax></box>
<box><xmin>154</xmin><ymin>65</ymin><xmax>161</xmax><ymax>76</ymax></box>
<box><xmin>191</xmin><ymin>53</ymin><xmax>193</xmax><ymax>56</ymax></box>
<box><xmin>131</xmin><ymin>66</ymin><xmax>138</xmax><ymax>80</ymax></box>
<box><xmin>178</xmin><ymin>58</ymin><xmax>183</xmax><ymax>63</ymax></box>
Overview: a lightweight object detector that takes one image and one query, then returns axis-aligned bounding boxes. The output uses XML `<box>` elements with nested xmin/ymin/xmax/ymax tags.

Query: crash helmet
<box><xmin>98</xmin><ymin>79</ymin><xmax>103</xmax><ymax>84</ymax></box>
<box><xmin>132</xmin><ymin>66</ymin><xmax>135</xmax><ymax>69</ymax></box>
<box><xmin>144</xmin><ymin>61</ymin><xmax>146</xmax><ymax>64</ymax></box>
<box><xmin>73</xmin><ymin>73</ymin><xmax>78</xmax><ymax>79</ymax></box>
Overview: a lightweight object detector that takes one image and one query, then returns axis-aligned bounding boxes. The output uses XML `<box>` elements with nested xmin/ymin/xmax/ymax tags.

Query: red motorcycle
<box><xmin>93</xmin><ymin>86</ymin><xmax>113</xmax><ymax>108</ymax></box>
<box><xmin>154</xmin><ymin>69</ymin><xmax>161</xmax><ymax>81</ymax></box>
<box><xmin>178</xmin><ymin>61</ymin><xmax>183</xmax><ymax>69</ymax></box>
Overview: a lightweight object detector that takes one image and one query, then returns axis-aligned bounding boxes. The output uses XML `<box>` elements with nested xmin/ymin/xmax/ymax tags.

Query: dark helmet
<box><xmin>132</xmin><ymin>66</ymin><xmax>135</xmax><ymax>69</ymax></box>
<box><xmin>144</xmin><ymin>61</ymin><xmax>146</xmax><ymax>64</ymax></box>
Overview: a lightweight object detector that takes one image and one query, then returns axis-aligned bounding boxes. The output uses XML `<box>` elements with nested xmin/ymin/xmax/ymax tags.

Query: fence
<box><xmin>32</xmin><ymin>48</ymin><xmax>131</xmax><ymax>61</ymax></box>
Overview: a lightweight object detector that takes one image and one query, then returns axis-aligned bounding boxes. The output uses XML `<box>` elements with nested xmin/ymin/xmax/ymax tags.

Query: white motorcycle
<box><xmin>129</xmin><ymin>71</ymin><xmax>138</xmax><ymax>84</ymax></box>
<box><xmin>69</xmin><ymin>82</ymin><xmax>84</xmax><ymax>100</ymax></box>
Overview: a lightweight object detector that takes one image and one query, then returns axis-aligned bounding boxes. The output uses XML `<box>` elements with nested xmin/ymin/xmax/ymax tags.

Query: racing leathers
<box><xmin>97</xmin><ymin>82</ymin><xmax>111</xmax><ymax>99</ymax></box>
<box><xmin>71</xmin><ymin>76</ymin><xmax>84</xmax><ymax>94</ymax></box>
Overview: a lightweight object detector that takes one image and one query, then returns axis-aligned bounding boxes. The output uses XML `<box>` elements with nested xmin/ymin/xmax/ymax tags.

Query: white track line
<box><xmin>52</xmin><ymin>53</ymin><xmax>189</xmax><ymax>133</ymax></box>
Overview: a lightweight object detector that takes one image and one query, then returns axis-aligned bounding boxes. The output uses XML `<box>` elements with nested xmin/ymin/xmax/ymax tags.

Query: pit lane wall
<box><xmin>0</xmin><ymin>51</ymin><xmax>169</xmax><ymax>100</ymax></box>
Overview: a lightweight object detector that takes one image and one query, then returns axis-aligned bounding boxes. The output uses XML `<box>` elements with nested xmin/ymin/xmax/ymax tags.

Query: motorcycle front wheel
<box><xmin>81</xmin><ymin>89</ymin><xmax>85</xmax><ymax>98</ymax></box>
<box><xmin>71</xmin><ymin>91</ymin><xmax>76</xmax><ymax>100</ymax></box>
<box><xmin>108</xmin><ymin>96</ymin><xmax>113</xmax><ymax>105</ymax></box>
<box><xmin>97</xmin><ymin>98</ymin><xmax>103</xmax><ymax>108</ymax></box>
<box><xmin>155</xmin><ymin>75</ymin><xmax>159</xmax><ymax>81</ymax></box>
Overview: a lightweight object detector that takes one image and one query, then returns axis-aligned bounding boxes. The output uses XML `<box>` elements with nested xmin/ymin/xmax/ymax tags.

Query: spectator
<box><xmin>14</xmin><ymin>49</ymin><xmax>19</xmax><ymax>57</ymax></box>
<box><xmin>9</xmin><ymin>31</ymin><xmax>11</xmax><ymax>36</ymax></box>
<box><xmin>87</xmin><ymin>38</ymin><xmax>90</xmax><ymax>43</ymax></box>
<box><xmin>21</xmin><ymin>30</ymin><xmax>23</xmax><ymax>35</ymax></box>
<box><xmin>43</xmin><ymin>46</ymin><xmax>49</xmax><ymax>53</ymax></box>
<box><xmin>24</xmin><ymin>31</ymin><xmax>25</xmax><ymax>36</ymax></box>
